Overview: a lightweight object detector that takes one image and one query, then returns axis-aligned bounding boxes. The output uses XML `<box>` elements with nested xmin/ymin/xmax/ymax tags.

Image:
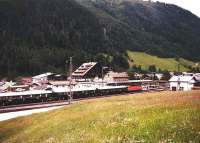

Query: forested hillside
<box><xmin>0</xmin><ymin>0</ymin><xmax>200</xmax><ymax>78</ymax></box>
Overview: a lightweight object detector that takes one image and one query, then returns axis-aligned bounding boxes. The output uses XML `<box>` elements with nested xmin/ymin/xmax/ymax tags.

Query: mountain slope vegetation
<box><xmin>0</xmin><ymin>0</ymin><xmax>200</xmax><ymax>78</ymax></box>
<box><xmin>127</xmin><ymin>51</ymin><xmax>191</xmax><ymax>72</ymax></box>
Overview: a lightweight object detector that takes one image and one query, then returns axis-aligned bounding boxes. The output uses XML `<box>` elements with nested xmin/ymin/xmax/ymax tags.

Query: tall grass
<box><xmin>0</xmin><ymin>91</ymin><xmax>200</xmax><ymax>143</ymax></box>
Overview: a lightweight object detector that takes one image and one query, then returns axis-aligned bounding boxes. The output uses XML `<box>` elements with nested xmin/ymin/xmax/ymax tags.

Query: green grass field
<box><xmin>127</xmin><ymin>51</ymin><xmax>197</xmax><ymax>72</ymax></box>
<box><xmin>0</xmin><ymin>91</ymin><xmax>200</xmax><ymax>143</ymax></box>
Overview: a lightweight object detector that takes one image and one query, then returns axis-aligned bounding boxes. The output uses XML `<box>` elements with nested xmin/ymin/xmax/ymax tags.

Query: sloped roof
<box><xmin>72</xmin><ymin>62</ymin><xmax>97</xmax><ymax>77</ymax></box>
<box><xmin>33</xmin><ymin>72</ymin><xmax>54</xmax><ymax>79</ymax></box>
<box><xmin>105</xmin><ymin>71</ymin><xmax>129</xmax><ymax>78</ymax></box>
<box><xmin>169</xmin><ymin>75</ymin><xmax>195</xmax><ymax>83</ymax></box>
<box><xmin>194</xmin><ymin>73</ymin><xmax>200</xmax><ymax>81</ymax></box>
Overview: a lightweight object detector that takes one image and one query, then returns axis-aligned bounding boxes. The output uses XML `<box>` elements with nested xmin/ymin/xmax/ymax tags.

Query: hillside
<box><xmin>0</xmin><ymin>0</ymin><xmax>200</xmax><ymax>78</ymax></box>
<box><xmin>127</xmin><ymin>51</ymin><xmax>195</xmax><ymax>71</ymax></box>
<box><xmin>0</xmin><ymin>90</ymin><xmax>200</xmax><ymax>143</ymax></box>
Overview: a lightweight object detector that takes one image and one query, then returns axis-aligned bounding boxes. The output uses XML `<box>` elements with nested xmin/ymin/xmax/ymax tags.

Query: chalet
<box><xmin>169</xmin><ymin>74</ymin><xmax>198</xmax><ymax>91</ymax></box>
<box><xmin>103</xmin><ymin>71</ymin><xmax>129</xmax><ymax>82</ymax></box>
<box><xmin>72</xmin><ymin>62</ymin><xmax>101</xmax><ymax>80</ymax></box>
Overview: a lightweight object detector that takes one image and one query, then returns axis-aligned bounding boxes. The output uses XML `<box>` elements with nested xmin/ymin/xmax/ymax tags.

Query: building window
<box><xmin>179</xmin><ymin>87</ymin><xmax>184</xmax><ymax>91</ymax></box>
<box><xmin>172</xmin><ymin>87</ymin><xmax>176</xmax><ymax>91</ymax></box>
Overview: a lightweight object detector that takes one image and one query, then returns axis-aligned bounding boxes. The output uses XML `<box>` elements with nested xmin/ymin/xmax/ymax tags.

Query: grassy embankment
<box><xmin>127</xmin><ymin>50</ymin><xmax>198</xmax><ymax>72</ymax></box>
<box><xmin>0</xmin><ymin>90</ymin><xmax>200</xmax><ymax>143</ymax></box>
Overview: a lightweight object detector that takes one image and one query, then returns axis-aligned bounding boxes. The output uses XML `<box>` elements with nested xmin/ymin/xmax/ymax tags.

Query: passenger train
<box><xmin>0</xmin><ymin>80</ymin><xmax>147</xmax><ymax>106</ymax></box>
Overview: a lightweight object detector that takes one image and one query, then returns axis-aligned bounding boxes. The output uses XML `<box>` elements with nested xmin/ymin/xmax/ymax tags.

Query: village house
<box><xmin>169</xmin><ymin>73</ymin><xmax>200</xmax><ymax>91</ymax></box>
<box><xmin>32</xmin><ymin>72</ymin><xmax>54</xmax><ymax>84</ymax></box>
<box><xmin>103</xmin><ymin>71</ymin><xmax>129</xmax><ymax>82</ymax></box>
<box><xmin>72</xmin><ymin>62</ymin><xmax>101</xmax><ymax>80</ymax></box>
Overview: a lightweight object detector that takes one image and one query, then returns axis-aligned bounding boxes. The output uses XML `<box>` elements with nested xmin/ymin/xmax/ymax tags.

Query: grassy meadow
<box><xmin>127</xmin><ymin>51</ymin><xmax>198</xmax><ymax>71</ymax></box>
<box><xmin>0</xmin><ymin>90</ymin><xmax>200</xmax><ymax>143</ymax></box>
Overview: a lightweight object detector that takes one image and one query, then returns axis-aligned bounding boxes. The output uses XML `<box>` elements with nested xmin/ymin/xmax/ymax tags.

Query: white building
<box><xmin>169</xmin><ymin>75</ymin><xmax>196</xmax><ymax>91</ymax></box>
<box><xmin>32</xmin><ymin>72</ymin><xmax>54</xmax><ymax>84</ymax></box>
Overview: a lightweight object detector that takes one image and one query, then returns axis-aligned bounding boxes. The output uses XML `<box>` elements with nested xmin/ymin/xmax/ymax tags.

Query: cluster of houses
<box><xmin>0</xmin><ymin>62</ymin><xmax>200</xmax><ymax>93</ymax></box>
<box><xmin>132</xmin><ymin>72</ymin><xmax>200</xmax><ymax>91</ymax></box>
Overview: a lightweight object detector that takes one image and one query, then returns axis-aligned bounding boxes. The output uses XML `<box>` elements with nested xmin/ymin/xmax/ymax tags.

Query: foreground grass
<box><xmin>0</xmin><ymin>91</ymin><xmax>200</xmax><ymax>143</ymax></box>
<box><xmin>127</xmin><ymin>51</ymin><xmax>196</xmax><ymax>71</ymax></box>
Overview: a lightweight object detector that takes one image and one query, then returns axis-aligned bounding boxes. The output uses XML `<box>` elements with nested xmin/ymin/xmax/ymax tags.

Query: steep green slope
<box><xmin>127</xmin><ymin>51</ymin><xmax>195</xmax><ymax>71</ymax></box>
<box><xmin>0</xmin><ymin>91</ymin><xmax>200</xmax><ymax>143</ymax></box>
<box><xmin>0</xmin><ymin>0</ymin><xmax>200</xmax><ymax>78</ymax></box>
